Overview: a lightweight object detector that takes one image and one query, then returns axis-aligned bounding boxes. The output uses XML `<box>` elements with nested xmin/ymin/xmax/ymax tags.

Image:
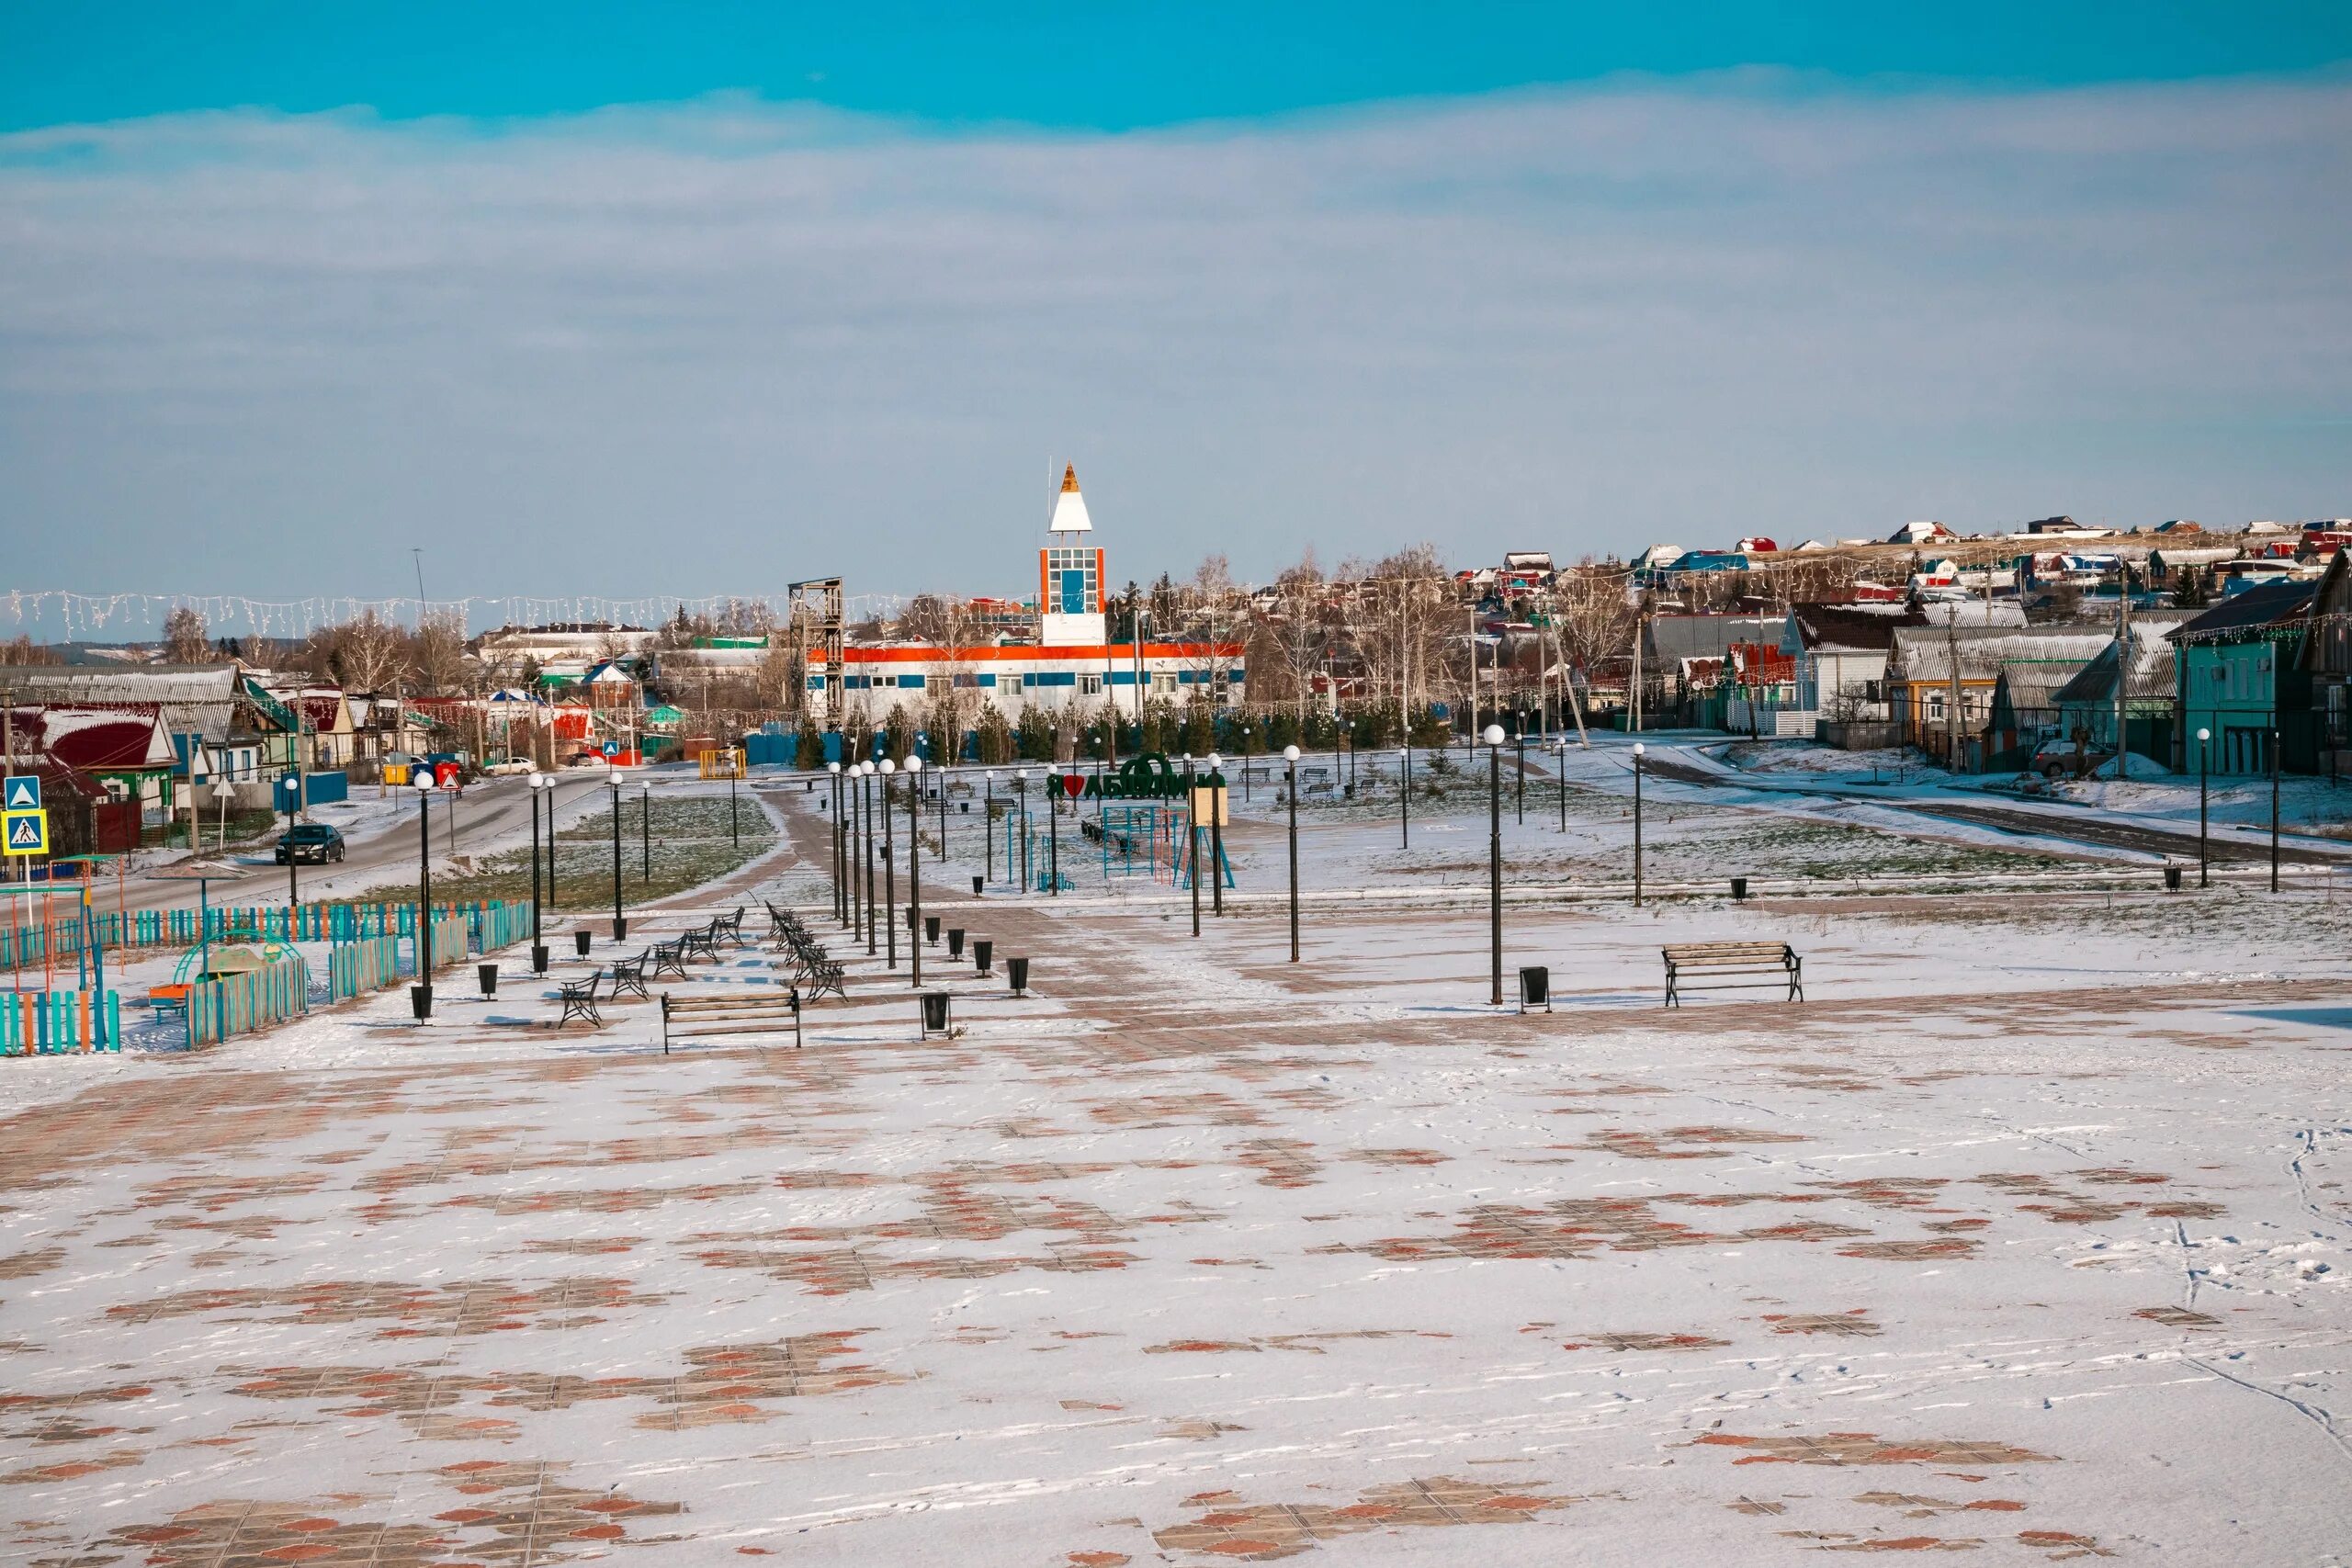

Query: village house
<box><xmin>1886</xmin><ymin>625</ymin><xmax>2112</xmax><ymax>767</ymax></box>
<box><xmin>2167</xmin><ymin>577</ymin><xmax>2316</xmax><ymax>775</ymax></box>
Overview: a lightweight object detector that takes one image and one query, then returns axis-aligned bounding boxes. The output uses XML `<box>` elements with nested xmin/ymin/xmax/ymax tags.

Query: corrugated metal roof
<box><xmin>1889</xmin><ymin>626</ymin><xmax>2113</xmax><ymax>682</ymax></box>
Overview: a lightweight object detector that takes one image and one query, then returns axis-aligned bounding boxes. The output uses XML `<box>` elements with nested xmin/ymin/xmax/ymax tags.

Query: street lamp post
<box><xmin>1632</xmin><ymin>742</ymin><xmax>1645</xmax><ymax>908</ymax></box>
<box><xmin>1239</xmin><ymin>726</ymin><xmax>1252</xmax><ymax>803</ymax></box>
<box><xmin>862</xmin><ymin>762</ymin><xmax>878</xmax><ymax>954</ymax></box>
<box><xmin>607</xmin><ymin>769</ymin><xmax>628</xmax><ymax>941</ymax></box>
<box><xmin>542</xmin><ymin>779</ymin><xmax>558</xmax><ymax>913</ymax></box>
<box><xmin>1015</xmin><ymin>770</ymin><xmax>1031</xmax><ymax>892</ymax></box>
<box><xmin>1184</xmin><ymin>752</ymin><xmax>1201</xmax><ymax>938</ymax></box>
<box><xmin>527</xmin><ymin>773</ymin><xmax>549</xmax><ymax>973</ymax></box>
<box><xmin>2270</xmin><ymin>725</ymin><xmax>2281</xmax><ymax>894</ymax></box>
<box><xmin>1284</xmin><ymin>743</ymin><xmax>1301</xmax><ymax>962</ymax></box>
<box><xmin>1556</xmin><ymin>740</ymin><xmax>1567</xmax><ymax>832</ymax></box>
<box><xmin>412</xmin><ymin>772</ymin><xmax>436</xmax><ymax>1017</ymax></box>
<box><xmin>1484</xmin><ymin>723</ymin><xmax>1504</xmax><ymax>1006</ymax></box>
<box><xmin>984</xmin><ymin>771</ymin><xmax>996</xmax><ymax>885</ymax></box>
<box><xmin>1515</xmin><ymin>714</ymin><xmax>1525</xmax><ymax>824</ymax></box>
<box><xmin>1399</xmin><ymin>745</ymin><xmax>1411</xmax><ymax>849</ymax></box>
<box><xmin>641</xmin><ymin>783</ymin><xmax>651</xmax><ymax>881</ymax></box>
<box><xmin>904</xmin><ymin>756</ymin><xmax>923</xmax><ymax>987</ymax></box>
<box><xmin>728</xmin><ymin>763</ymin><xmax>739</xmax><ymax>848</ymax></box>
<box><xmin>880</xmin><ymin>759</ymin><xmax>898</xmax><ymax>967</ymax></box>
<box><xmin>2196</xmin><ymin>728</ymin><xmax>2210</xmax><ymax>888</ymax></box>
<box><xmin>1047</xmin><ymin>763</ymin><xmax>1061</xmax><ymax>897</ymax></box>
<box><xmin>1206</xmin><ymin>751</ymin><xmax>1225</xmax><ymax>917</ymax></box>
<box><xmin>828</xmin><ymin>761</ymin><xmax>844</xmax><ymax>923</ymax></box>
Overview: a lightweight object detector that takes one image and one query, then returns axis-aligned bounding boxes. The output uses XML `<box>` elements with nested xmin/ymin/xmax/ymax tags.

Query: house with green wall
<box><xmin>2167</xmin><ymin>578</ymin><xmax>2316</xmax><ymax>775</ymax></box>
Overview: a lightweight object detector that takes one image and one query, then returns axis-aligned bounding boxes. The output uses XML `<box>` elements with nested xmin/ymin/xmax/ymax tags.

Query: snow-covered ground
<box><xmin>1</xmin><ymin>780</ymin><xmax>2346</xmax><ymax>1563</ymax></box>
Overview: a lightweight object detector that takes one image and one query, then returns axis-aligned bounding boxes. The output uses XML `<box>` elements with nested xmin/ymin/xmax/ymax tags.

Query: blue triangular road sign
<box><xmin>1</xmin><ymin>776</ymin><xmax>37</xmax><ymax>811</ymax></box>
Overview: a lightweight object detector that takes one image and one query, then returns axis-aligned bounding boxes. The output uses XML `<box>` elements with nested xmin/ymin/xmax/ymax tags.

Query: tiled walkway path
<box><xmin>2</xmin><ymin>804</ymin><xmax>2347</xmax><ymax>1563</ymax></box>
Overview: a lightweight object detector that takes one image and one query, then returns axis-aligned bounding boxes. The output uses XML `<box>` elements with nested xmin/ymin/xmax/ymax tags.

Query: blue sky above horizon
<box><xmin>3</xmin><ymin>4</ymin><xmax>2349</xmax><ymax>632</ymax></box>
<box><xmin>7</xmin><ymin>1</ymin><xmax>2351</xmax><ymax>132</ymax></box>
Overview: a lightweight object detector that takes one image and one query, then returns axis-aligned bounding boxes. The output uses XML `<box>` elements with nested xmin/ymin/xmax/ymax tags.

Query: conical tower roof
<box><xmin>1048</xmin><ymin>463</ymin><xmax>1092</xmax><ymax>534</ymax></box>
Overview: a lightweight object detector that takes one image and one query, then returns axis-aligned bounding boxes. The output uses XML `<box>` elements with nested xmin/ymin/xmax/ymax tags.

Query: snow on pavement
<box><xmin>0</xmin><ymin>790</ymin><xmax>2346</xmax><ymax>1564</ymax></box>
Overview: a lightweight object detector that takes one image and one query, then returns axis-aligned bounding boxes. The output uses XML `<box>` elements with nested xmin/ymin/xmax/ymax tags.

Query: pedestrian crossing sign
<box><xmin>3</xmin><ymin>810</ymin><xmax>47</xmax><ymax>856</ymax></box>
<box><xmin>1</xmin><ymin>775</ymin><xmax>37</xmax><ymax>812</ymax></box>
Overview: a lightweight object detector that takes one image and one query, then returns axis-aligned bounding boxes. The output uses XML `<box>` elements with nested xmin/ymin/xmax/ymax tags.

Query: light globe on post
<box><xmin>1631</xmin><ymin>742</ymin><xmax>1646</xmax><ymax>908</ymax></box>
<box><xmin>902</xmin><ymin>756</ymin><xmax>923</xmax><ymax>985</ymax></box>
<box><xmin>1283</xmin><ymin>743</ymin><xmax>1302</xmax><ymax>961</ymax></box>
<box><xmin>525</xmin><ymin>772</ymin><xmax>548</xmax><ymax>973</ymax></box>
<box><xmin>411</xmin><ymin>769</ymin><xmax>436</xmax><ymax>1019</ymax></box>
<box><xmin>605</xmin><ymin>768</ymin><xmax>628</xmax><ymax>942</ymax></box>
<box><xmin>2196</xmin><ymin>727</ymin><xmax>2211</xmax><ymax>888</ymax></box>
<box><xmin>1482</xmin><ymin>725</ymin><xmax>1505</xmax><ymax>1005</ymax></box>
<box><xmin>1204</xmin><ymin>753</ymin><xmax>1226</xmax><ymax>916</ymax></box>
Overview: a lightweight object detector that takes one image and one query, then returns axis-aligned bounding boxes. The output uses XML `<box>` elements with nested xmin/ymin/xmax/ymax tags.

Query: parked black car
<box><xmin>275</xmin><ymin>823</ymin><xmax>346</xmax><ymax>864</ymax></box>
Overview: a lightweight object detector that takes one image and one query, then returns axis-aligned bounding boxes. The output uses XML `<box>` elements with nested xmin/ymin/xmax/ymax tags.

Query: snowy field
<box><xmin>1</xmin><ymin>773</ymin><xmax>2347</xmax><ymax>1564</ymax></box>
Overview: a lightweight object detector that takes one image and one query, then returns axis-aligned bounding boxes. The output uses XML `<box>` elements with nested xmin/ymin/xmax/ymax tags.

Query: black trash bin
<box><xmin>907</xmin><ymin>906</ymin><xmax>920</xmax><ymax>934</ymax></box>
<box><xmin>1007</xmin><ymin>955</ymin><xmax>1030</xmax><ymax>996</ymax></box>
<box><xmin>2165</xmin><ymin>864</ymin><xmax>2184</xmax><ymax>893</ymax></box>
<box><xmin>573</xmin><ymin>930</ymin><xmax>592</xmax><ymax>958</ymax></box>
<box><xmin>919</xmin><ymin>989</ymin><xmax>953</xmax><ymax>1039</ymax></box>
<box><xmin>1518</xmin><ymin>965</ymin><xmax>1551</xmax><ymax>1014</ymax></box>
<box><xmin>1731</xmin><ymin>877</ymin><xmax>1748</xmax><ymax>901</ymax></box>
<box><xmin>532</xmin><ymin>943</ymin><xmax>549</xmax><ymax>974</ymax></box>
<box><xmin>925</xmin><ymin>915</ymin><xmax>941</xmax><ymax>943</ymax></box>
<box><xmin>946</xmin><ymin>928</ymin><xmax>965</xmax><ymax>959</ymax></box>
<box><xmin>613</xmin><ymin>916</ymin><xmax>628</xmax><ymax>942</ymax></box>
<box><xmin>411</xmin><ymin>983</ymin><xmax>433</xmax><ymax>1020</ymax></box>
<box><xmin>478</xmin><ymin>963</ymin><xmax>498</xmax><ymax>998</ymax></box>
<box><xmin>973</xmin><ymin>939</ymin><xmax>992</xmax><ymax>974</ymax></box>
<box><xmin>971</xmin><ymin>874</ymin><xmax>984</xmax><ymax>897</ymax></box>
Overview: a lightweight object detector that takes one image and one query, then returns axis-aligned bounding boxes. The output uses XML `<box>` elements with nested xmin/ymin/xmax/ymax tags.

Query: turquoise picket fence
<box><xmin>476</xmin><ymin>898</ymin><xmax>534</xmax><ymax>954</ymax></box>
<box><xmin>424</xmin><ymin>915</ymin><xmax>470</xmax><ymax>974</ymax></box>
<box><xmin>188</xmin><ymin>957</ymin><xmax>311</xmax><ymax>1046</ymax></box>
<box><xmin>0</xmin><ymin>989</ymin><xmax>121</xmax><ymax>1055</ymax></box>
<box><xmin>4</xmin><ymin>899</ymin><xmax>529</xmax><ymax>970</ymax></box>
<box><xmin>327</xmin><ymin>934</ymin><xmax>404</xmax><ymax>1002</ymax></box>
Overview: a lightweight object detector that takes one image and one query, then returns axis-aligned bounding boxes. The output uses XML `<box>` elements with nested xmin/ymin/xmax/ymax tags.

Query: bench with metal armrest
<box><xmin>1660</xmin><ymin>942</ymin><xmax>1803</xmax><ymax>1009</ymax></box>
<box><xmin>557</xmin><ymin>970</ymin><xmax>606</xmax><ymax>1027</ymax></box>
<box><xmin>660</xmin><ymin>985</ymin><xmax>803</xmax><ymax>1053</ymax></box>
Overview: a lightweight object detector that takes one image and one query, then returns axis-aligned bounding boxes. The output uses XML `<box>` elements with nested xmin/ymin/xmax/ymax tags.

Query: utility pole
<box><xmin>1945</xmin><ymin>607</ymin><xmax>1962</xmax><ymax>772</ymax></box>
<box><xmin>2112</xmin><ymin>582</ymin><xmax>2132</xmax><ymax>780</ymax></box>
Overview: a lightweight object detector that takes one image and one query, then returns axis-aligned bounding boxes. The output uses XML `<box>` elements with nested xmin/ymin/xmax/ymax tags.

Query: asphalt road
<box><xmin>106</xmin><ymin>772</ymin><xmax>623</xmax><ymax>913</ymax></box>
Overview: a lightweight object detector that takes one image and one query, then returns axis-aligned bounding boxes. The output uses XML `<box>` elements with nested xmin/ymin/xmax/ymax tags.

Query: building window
<box><xmin>1080</xmin><ymin>674</ymin><xmax>1102</xmax><ymax>695</ymax></box>
<box><xmin>1046</xmin><ymin>547</ymin><xmax>1099</xmax><ymax>616</ymax></box>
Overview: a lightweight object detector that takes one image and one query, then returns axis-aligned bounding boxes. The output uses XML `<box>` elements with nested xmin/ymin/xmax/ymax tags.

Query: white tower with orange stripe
<box><xmin>1039</xmin><ymin>463</ymin><xmax>1106</xmax><ymax>647</ymax></box>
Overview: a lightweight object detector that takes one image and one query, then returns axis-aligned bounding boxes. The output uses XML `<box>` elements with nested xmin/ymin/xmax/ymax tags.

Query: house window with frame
<box><xmin>1080</xmin><ymin>674</ymin><xmax>1102</xmax><ymax>696</ymax></box>
<box><xmin>1046</xmin><ymin>547</ymin><xmax>1099</xmax><ymax>616</ymax></box>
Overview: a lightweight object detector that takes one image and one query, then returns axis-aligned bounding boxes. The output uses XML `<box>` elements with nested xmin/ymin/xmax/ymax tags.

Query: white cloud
<box><xmin>2</xmin><ymin>73</ymin><xmax>2347</xmax><ymax>609</ymax></box>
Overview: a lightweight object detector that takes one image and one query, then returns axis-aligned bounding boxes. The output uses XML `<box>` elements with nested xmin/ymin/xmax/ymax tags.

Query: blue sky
<box><xmin>6</xmin><ymin>2</ymin><xmax>2349</xmax><ymax>130</ymax></box>
<box><xmin>2</xmin><ymin>6</ymin><xmax>2348</xmax><ymax>631</ymax></box>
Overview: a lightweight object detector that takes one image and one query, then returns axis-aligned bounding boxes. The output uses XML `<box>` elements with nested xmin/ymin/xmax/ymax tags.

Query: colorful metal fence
<box><xmin>426</xmin><ymin>916</ymin><xmax>471</xmax><ymax>973</ymax></box>
<box><xmin>0</xmin><ymin>989</ymin><xmax>121</xmax><ymax>1055</ymax></box>
<box><xmin>326</xmin><ymin>934</ymin><xmax>404</xmax><ymax>1002</ymax></box>
<box><xmin>2</xmin><ymin>900</ymin><xmax>530</xmax><ymax>968</ymax></box>
<box><xmin>477</xmin><ymin>898</ymin><xmax>534</xmax><ymax>954</ymax></box>
<box><xmin>188</xmin><ymin>957</ymin><xmax>311</xmax><ymax>1046</ymax></box>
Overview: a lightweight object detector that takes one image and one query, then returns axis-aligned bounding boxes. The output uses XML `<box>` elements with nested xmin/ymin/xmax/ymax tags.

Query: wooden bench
<box><xmin>660</xmin><ymin>987</ymin><xmax>802</xmax><ymax>1054</ymax></box>
<box><xmin>610</xmin><ymin>952</ymin><xmax>650</xmax><ymax>1000</ymax></box>
<box><xmin>558</xmin><ymin>970</ymin><xmax>605</xmax><ymax>1028</ymax></box>
<box><xmin>145</xmin><ymin>983</ymin><xmax>191</xmax><ymax>1022</ymax></box>
<box><xmin>1661</xmin><ymin>942</ymin><xmax>1802</xmax><ymax>1009</ymax></box>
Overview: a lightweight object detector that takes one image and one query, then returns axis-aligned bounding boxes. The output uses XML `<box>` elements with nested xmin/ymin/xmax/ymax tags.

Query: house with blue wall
<box><xmin>2167</xmin><ymin>578</ymin><xmax>2315</xmax><ymax>775</ymax></box>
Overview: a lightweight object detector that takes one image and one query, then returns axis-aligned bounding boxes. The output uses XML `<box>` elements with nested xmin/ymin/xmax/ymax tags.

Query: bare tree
<box><xmin>1258</xmin><ymin>548</ymin><xmax>1330</xmax><ymax>726</ymax></box>
<box><xmin>412</xmin><ymin>608</ymin><xmax>470</xmax><ymax>694</ymax></box>
<box><xmin>0</xmin><ymin>636</ymin><xmax>63</xmax><ymax>667</ymax></box>
<box><xmin>162</xmin><ymin>605</ymin><xmax>212</xmax><ymax>664</ymax></box>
